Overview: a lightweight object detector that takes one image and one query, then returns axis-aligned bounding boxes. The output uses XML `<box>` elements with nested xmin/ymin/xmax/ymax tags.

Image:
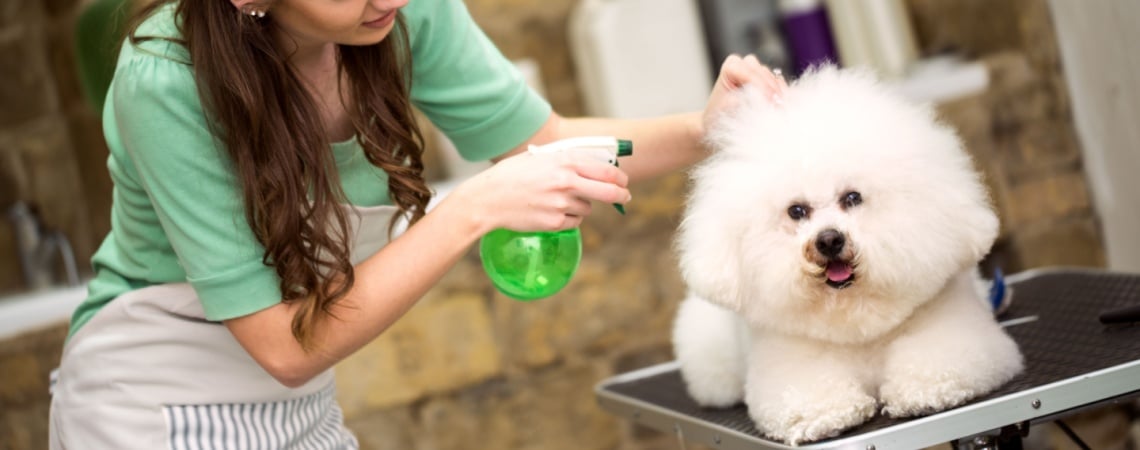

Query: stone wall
<box><xmin>0</xmin><ymin>0</ymin><xmax>1123</xmax><ymax>449</ymax></box>
<box><xmin>0</xmin><ymin>325</ymin><xmax>65</xmax><ymax>449</ymax></box>
<box><xmin>0</xmin><ymin>0</ymin><xmax>106</xmax><ymax>295</ymax></box>
<box><xmin>907</xmin><ymin>0</ymin><xmax>1105</xmax><ymax>273</ymax></box>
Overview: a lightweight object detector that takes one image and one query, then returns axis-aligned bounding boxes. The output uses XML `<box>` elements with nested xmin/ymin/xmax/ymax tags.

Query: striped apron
<box><xmin>49</xmin><ymin>204</ymin><xmax>398</xmax><ymax>449</ymax></box>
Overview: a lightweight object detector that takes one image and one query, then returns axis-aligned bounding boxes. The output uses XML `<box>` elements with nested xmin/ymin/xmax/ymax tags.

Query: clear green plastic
<box><xmin>478</xmin><ymin>228</ymin><xmax>583</xmax><ymax>301</ymax></box>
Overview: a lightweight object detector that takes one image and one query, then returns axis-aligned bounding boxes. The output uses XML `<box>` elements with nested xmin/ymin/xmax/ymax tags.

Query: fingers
<box><xmin>557</xmin><ymin>214</ymin><xmax>584</xmax><ymax>231</ymax></box>
<box><xmin>563</xmin><ymin>197</ymin><xmax>593</xmax><ymax>218</ymax></box>
<box><xmin>478</xmin><ymin>151</ymin><xmax>630</xmax><ymax>232</ymax></box>
<box><xmin>538</xmin><ymin>198</ymin><xmax>590</xmax><ymax>232</ymax></box>
<box><xmin>773</xmin><ymin>67</ymin><xmax>789</xmax><ymax>90</ymax></box>
<box><xmin>534</xmin><ymin>197</ymin><xmax>592</xmax><ymax>232</ymax></box>
<box><xmin>718</xmin><ymin>54</ymin><xmax>750</xmax><ymax>90</ymax></box>
<box><xmin>570</xmin><ymin>176</ymin><xmax>631</xmax><ymax>206</ymax></box>
<box><xmin>741</xmin><ymin>54</ymin><xmax>781</xmax><ymax>96</ymax></box>
<box><xmin>718</xmin><ymin>54</ymin><xmax>786</xmax><ymax>103</ymax></box>
<box><xmin>564</xmin><ymin>158</ymin><xmax>630</xmax><ymax>204</ymax></box>
<box><xmin>566</xmin><ymin>157</ymin><xmax>629</xmax><ymax>188</ymax></box>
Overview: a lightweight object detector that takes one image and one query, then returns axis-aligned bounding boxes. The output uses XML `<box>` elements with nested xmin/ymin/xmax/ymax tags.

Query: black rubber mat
<box><xmin>602</xmin><ymin>270</ymin><xmax>1140</xmax><ymax>441</ymax></box>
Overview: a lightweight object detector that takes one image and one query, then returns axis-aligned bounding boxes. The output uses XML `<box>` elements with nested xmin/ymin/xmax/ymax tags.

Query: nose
<box><xmin>815</xmin><ymin>229</ymin><xmax>846</xmax><ymax>258</ymax></box>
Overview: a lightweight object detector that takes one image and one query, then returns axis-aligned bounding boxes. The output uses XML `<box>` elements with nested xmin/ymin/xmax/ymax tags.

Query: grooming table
<box><xmin>595</xmin><ymin>268</ymin><xmax>1140</xmax><ymax>449</ymax></box>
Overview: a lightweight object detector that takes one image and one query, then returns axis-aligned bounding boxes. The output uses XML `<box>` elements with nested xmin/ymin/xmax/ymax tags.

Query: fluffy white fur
<box><xmin>671</xmin><ymin>67</ymin><xmax>1024</xmax><ymax>445</ymax></box>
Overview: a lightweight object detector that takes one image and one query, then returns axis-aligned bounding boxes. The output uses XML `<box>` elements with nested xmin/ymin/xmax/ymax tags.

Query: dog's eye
<box><xmin>841</xmin><ymin>191</ymin><xmax>862</xmax><ymax>209</ymax></box>
<box><xmin>787</xmin><ymin>204</ymin><xmax>810</xmax><ymax>220</ymax></box>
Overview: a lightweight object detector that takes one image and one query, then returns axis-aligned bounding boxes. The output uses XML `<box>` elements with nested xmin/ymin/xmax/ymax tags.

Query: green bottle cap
<box><xmin>617</xmin><ymin>139</ymin><xmax>633</xmax><ymax>157</ymax></box>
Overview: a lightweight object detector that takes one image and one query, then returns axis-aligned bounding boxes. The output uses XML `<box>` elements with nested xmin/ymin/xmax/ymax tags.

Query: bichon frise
<box><xmin>671</xmin><ymin>67</ymin><xmax>1024</xmax><ymax>445</ymax></box>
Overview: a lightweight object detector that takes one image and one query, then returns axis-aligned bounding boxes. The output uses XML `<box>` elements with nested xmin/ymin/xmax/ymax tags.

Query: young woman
<box><xmin>49</xmin><ymin>0</ymin><xmax>784</xmax><ymax>447</ymax></box>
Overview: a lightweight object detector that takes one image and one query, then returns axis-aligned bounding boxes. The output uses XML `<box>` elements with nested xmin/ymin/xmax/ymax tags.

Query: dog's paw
<box><xmin>881</xmin><ymin>329</ymin><xmax>1023</xmax><ymax>418</ymax></box>
<box><xmin>674</xmin><ymin>295</ymin><xmax>749</xmax><ymax>407</ymax></box>
<box><xmin>677</xmin><ymin>342</ymin><xmax>746</xmax><ymax>408</ymax></box>
<box><xmin>879</xmin><ymin>374</ymin><xmax>983</xmax><ymax>418</ymax></box>
<box><xmin>751</xmin><ymin>386</ymin><xmax>877</xmax><ymax>445</ymax></box>
<box><xmin>686</xmin><ymin>377</ymin><xmax>744</xmax><ymax>408</ymax></box>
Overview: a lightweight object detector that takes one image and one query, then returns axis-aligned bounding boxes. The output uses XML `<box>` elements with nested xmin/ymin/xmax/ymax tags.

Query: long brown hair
<box><xmin>128</xmin><ymin>0</ymin><xmax>431</xmax><ymax>349</ymax></box>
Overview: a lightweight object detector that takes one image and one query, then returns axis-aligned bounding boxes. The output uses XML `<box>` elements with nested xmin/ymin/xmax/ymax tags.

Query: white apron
<box><xmin>50</xmin><ymin>204</ymin><xmax>399</xmax><ymax>450</ymax></box>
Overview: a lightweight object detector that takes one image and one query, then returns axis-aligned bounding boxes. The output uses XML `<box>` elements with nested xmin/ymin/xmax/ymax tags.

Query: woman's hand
<box><xmin>703</xmin><ymin>54</ymin><xmax>788</xmax><ymax>136</ymax></box>
<box><xmin>449</xmin><ymin>149</ymin><xmax>631</xmax><ymax>234</ymax></box>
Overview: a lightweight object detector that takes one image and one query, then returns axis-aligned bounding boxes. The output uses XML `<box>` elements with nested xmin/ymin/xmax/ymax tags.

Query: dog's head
<box><xmin>676</xmin><ymin>66</ymin><xmax>998</xmax><ymax>343</ymax></box>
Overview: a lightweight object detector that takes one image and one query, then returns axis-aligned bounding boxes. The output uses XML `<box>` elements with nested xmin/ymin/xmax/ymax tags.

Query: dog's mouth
<box><xmin>824</xmin><ymin>260</ymin><xmax>856</xmax><ymax>289</ymax></box>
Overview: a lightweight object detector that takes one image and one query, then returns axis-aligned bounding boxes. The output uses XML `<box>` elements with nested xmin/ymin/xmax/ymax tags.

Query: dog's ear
<box><xmin>676</xmin><ymin>186</ymin><xmax>745</xmax><ymax>313</ymax></box>
<box><xmin>927</xmin><ymin>129</ymin><xmax>1003</xmax><ymax>267</ymax></box>
<box><xmin>958</xmin><ymin>185</ymin><xmax>1001</xmax><ymax>265</ymax></box>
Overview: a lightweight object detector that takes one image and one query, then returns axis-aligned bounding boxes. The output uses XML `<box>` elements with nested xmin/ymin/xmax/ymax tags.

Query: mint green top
<box><xmin>69</xmin><ymin>0</ymin><xmax>551</xmax><ymax>338</ymax></box>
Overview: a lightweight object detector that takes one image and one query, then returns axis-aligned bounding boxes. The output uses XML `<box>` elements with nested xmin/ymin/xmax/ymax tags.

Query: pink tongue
<box><xmin>826</xmin><ymin>262</ymin><xmax>853</xmax><ymax>282</ymax></box>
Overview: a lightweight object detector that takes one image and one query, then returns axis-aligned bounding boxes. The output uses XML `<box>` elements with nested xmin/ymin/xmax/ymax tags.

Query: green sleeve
<box><xmin>404</xmin><ymin>0</ymin><xmax>552</xmax><ymax>161</ymax></box>
<box><xmin>110</xmin><ymin>51</ymin><xmax>282</xmax><ymax>320</ymax></box>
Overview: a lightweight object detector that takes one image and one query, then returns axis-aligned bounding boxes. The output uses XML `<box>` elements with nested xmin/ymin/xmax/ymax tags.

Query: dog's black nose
<box><xmin>815</xmin><ymin>229</ymin><xmax>846</xmax><ymax>257</ymax></box>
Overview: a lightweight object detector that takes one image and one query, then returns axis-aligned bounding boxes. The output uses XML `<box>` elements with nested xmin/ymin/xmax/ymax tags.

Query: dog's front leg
<box><xmin>674</xmin><ymin>295</ymin><xmax>750</xmax><ymax>407</ymax></box>
<box><xmin>879</xmin><ymin>271</ymin><xmax>1023</xmax><ymax>418</ymax></box>
<box><xmin>745</xmin><ymin>334</ymin><xmax>876</xmax><ymax>446</ymax></box>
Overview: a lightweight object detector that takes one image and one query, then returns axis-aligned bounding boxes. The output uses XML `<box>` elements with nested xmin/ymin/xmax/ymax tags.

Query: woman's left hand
<box><xmin>702</xmin><ymin>54</ymin><xmax>788</xmax><ymax>136</ymax></box>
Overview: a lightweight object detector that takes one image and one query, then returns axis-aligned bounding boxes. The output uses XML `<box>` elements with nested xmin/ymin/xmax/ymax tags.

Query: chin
<box><xmin>343</xmin><ymin>28</ymin><xmax>393</xmax><ymax>46</ymax></box>
<box><xmin>670</xmin><ymin>66</ymin><xmax>1024</xmax><ymax>445</ymax></box>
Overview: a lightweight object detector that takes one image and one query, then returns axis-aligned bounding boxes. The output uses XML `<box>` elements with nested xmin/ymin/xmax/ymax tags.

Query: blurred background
<box><xmin>1</xmin><ymin>0</ymin><xmax>1139</xmax><ymax>449</ymax></box>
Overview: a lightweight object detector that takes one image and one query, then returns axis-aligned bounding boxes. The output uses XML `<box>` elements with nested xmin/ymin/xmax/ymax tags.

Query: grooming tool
<box><xmin>479</xmin><ymin>136</ymin><xmax>633</xmax><ymax>301</ymax></box>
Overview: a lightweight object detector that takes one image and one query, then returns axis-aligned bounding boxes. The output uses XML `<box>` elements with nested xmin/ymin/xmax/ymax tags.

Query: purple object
<box><xmin>780</xmin><ymin>5</ymin><xmax>839</xmax><ymax>76</ymax></box>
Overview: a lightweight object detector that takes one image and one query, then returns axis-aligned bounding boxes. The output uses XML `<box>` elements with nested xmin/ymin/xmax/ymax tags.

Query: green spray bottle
<box><xmin>479</xmin><ymin>136</ymin><xmax>633</xmax><ymax>301</ymax></box>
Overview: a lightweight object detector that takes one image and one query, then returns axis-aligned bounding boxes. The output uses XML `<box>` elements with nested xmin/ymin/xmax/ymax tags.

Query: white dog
<box><xmin>671</xmin><ymin>67</ymin><xmax>1024</xmax><ymax>445</ymax></box>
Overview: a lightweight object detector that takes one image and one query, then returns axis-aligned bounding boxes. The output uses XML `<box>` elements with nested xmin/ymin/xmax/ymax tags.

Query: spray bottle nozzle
<box><xmin>617</xmin><ymin>139</ymin><xmax>633</xmax><ymax>157</ymax></box>
<box><xmin>613</xmin><ymin>140</ymin><xmax>633</xmax><ymax>214</ymax></box>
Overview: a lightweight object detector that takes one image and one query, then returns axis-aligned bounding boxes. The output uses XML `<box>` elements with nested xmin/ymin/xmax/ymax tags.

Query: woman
<box><xmin>49</xmin><ymin>0</ymin><xmax>784</xmax><ymax>447</ymax></box>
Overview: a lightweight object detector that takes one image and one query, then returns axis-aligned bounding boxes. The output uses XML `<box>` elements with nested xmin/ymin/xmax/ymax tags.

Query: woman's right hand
<box><xmin>449</xmin><ymin>149</ymin><xmax>631</xmax><ymax>234</ymax></box>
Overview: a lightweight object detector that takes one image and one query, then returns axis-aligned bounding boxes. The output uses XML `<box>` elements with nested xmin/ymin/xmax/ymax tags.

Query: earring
<box><xmin>241</xmin><ymin>4</ymin><xmax>267</xmax><ymax>18</ymax></box>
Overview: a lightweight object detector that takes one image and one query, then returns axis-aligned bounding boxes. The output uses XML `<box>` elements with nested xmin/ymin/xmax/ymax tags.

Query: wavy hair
<box><xmin>129</xmin><ymin>0</ymin><xmax>431</xmax><ymax>349</ymax></box>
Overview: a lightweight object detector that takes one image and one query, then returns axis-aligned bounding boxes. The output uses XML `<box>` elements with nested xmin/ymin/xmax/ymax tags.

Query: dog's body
<box><xmin>671</xmin><ymin>67</ymin><xmax>1023</xmax><ymax>445</ymax></box>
